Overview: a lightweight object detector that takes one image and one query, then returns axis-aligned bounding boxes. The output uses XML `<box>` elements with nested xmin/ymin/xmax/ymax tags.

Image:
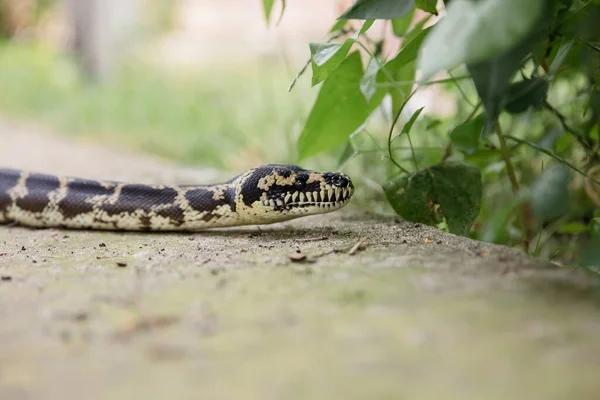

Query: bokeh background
<box><xmin>0</xmin><ymin>0</ymin><xmax>354</xmax><ymax>171</ymax></box>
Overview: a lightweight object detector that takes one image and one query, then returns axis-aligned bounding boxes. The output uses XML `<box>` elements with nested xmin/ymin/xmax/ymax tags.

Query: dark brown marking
<box><xmin>139</xmin><ymin>215</ymin><xmax>152</xmax><ymax>227</ymax></box>
<box><xmin>185</xmin><ymin>188</ymin><xmax>228</xmax><ymax>213</ymax></box>
<box><xmin>101</xmin><ymin>185</ymin><xmax>178</xmax><ymax>216</ymax></box>
<box><xmin>58</xmin><ymin>179</ymin><xmax>115</xmax><ymax>219</ymax></box>
<box><xmin>201</xmin><ymin>212</ymin><xmax>217</xmax><ymax>222</ymax></box>
<box><xmin>155</xmin><ymin>205</ymin><xmax>185</xmax><ymax>226</ymax></box>
<box><xmin>0</xmin><ymin>169</ymin><xmax>20</xmax><ymax>214</ymax></box>
<box><xmin>15</xmin><ymin>173</ymin><xmax>60</xmax><ymax>213</ymax></box>
<box><xmin>224</xmin><ymin>187</ymin><xmax>236</xmax><ymax>212</ymax></box>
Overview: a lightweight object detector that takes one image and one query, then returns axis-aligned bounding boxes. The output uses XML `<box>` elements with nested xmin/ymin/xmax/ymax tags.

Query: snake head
<box><xmin>235</xmin><ymin>164</ymin><xmax>354</xmax><ymax>224</ymax></box>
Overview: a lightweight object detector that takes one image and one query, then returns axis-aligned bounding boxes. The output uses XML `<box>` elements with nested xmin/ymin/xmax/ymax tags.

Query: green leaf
<box><xmin>449</xmin><ymin>116</ymin><xmax>484</xmax><ymax>155</ymax></box>
<box><xmin>378</xmin><ymin>26</ymin><xmax>432</xmax><ymax>114</ymax></box>
<box><xmin>504</xmin><ymin>77</ymin><xmax>549</xmax><ymax>114</ymax></box>
<box><xmin>531</xmin><ymin>165</ymin><xmax>571</xmax><ymax>223</ymax></box>
<box><xmin>557</xmin><ymin>222</ymin><xmax>588</xmax><ymax>234</ymax></box>
<box><xmin>480</xmin><ymin>196</ymin><xmax>523</xmax><ymax>244</ymax></box>
<box><xmin>580</xmin><ymin>237</ymin><xmax>600</xmax><ymax>269</ymax></box>
<box><xmin>383</xmin><ymin>161</ymin><xmax>482</xmax><ymax>236</ymax></box>
<box><xmin>262</xmin><ymin>0</ymin><xmax>285</xmax><ymax>24</ymax></box>
<box><xmin>298</xmin><ymin>52</ymin><xmax>372</xmax><ymax>160</ymax></box>
<box><xmin>329</xmin><ymin>19</ymin><xmax>348</xmax><ymax>33</ymax></box>
<box><xmin>549</xmin><ymin>39</ymin><xmax>574</xmax><ymax>75</ymax></box>
<box><xmin>464</xmin><ymin>149</ymin><xmax>504</xmax><ymax>168</ymax></box>
<box><xmin>262</xmin><ymin>0</ymin><xmax>275</xmax><ymax>22</ymax></box>
<box><xmin>417</xmin><ymin>0</ymin><xmax>544</xmax><ymax>81</ymax></box>
<box><xmin>310</xmin><ymin>21</ymin><xmax>373</xmax><ymax>86</ymax></box>
<box><xmin>391</xmin><ymin>8</ymin><xmax>416</xmax><ymax>36</ymax></box>
<box><xmin>416</xmin><ymin>0</ymin><xmax>438</xmax><ymax>14</ymax></box>
<box><xmin>339</xmin><ymin>0</ymin><xmax>416</xmax><ymax>20</ymax></box>
<box><xmin>468</xmin><ymin>39</ymin><xmax>533</xmax><ymax>128</ymax></box>
<box><xmin>385</xmin><ymin>25</ymin><xmax>431</xmax><ymax>72</ymax></box>
<box><xmin>309</xmin><ymin>41</ymin><xmax>354</xmax><ymax>86</ymax></box>
<box><xmin>394</xmin><ymin>106</ymin><xmax>425</xmax><ymax>141</ymax></box>
<box><xmin>338</xmin><ymin>141</ymin><xmax>358</xmax><ymax>168</ymax></box>
<box><xmin>360</xmin><ymin>57</ymin><xmax>381</xmax><ymax>102</ymax></box>
<box><xmin>591</xmin><ymin>217</ymin><xmax>600</xmax><ymax>239</ymax></box>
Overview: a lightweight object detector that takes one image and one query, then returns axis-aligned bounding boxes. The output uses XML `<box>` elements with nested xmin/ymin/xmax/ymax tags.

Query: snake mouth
<box><xmin>262</xmin><ymin>186</ymin><xmax>354</xmax><ymax>210</ymax></box>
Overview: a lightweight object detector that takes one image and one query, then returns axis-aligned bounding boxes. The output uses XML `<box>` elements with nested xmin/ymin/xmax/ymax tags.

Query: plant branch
<box><xmin>505</xmin><ymin>135</ymin><xmax>600</xmax><ymax>185</ymax></box>
<box><xmin>543</xmin><ymin>100</ymin><xmax>593</xmax><ymax>151</ymax></box>
<box><xmin>496</xmin><ymin>123</ymin><xmax>520</xmax><ymax>193</ymax></box>
<box><xmin>497</xmin><ymin>122</ymin><xmax>530</xmax><ymax>251</ymax></box>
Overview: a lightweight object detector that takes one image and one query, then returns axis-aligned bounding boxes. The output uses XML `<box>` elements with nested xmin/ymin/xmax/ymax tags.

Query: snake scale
<box><xmin>0</xmin><ymin>164</ymin><xmax>354</xmax><ymax>231</ymax></box>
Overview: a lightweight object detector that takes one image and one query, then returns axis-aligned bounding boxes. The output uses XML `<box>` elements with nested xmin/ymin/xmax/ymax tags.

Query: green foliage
<box><xmin>530</xmin><ymin>165</ymin><xmax>571</xmax><ymax>222</ymax></box>
<box><xmin>504</xmin><ymin>78</ymin><xmax>549</xmax><ymax>114</ymax></box>
<box><xmin>298</xmin><ymin>52</ymin><xmax>384</xmax><ymax>160</ymax></box>
<box><xmin>261</xmin><ymin>0</ymin><xmax>286</xmax><ymax>24</ymax></box>
<box><xmin>286</xmin><ymin>0</ymin><xmax>600</xmax><ymax>266</ymax></box>
<box><xmin>449</xmin><ymin>116</ymin><xmax>484</xmax><ymax>155</ymax></box>
<box><xmin>384</xmin><ymin>161</ymin><xmax>482</xmax><ymax>236</ymax></box>
<box><xmin>418</xmin><ymin>0</ymin><xmax>544</xmax><ymax>81</ymax></box>
<box><xmin>339</xmin><ymin>0</ymin><xmax>415</xmax><ymax>20</ymax></box>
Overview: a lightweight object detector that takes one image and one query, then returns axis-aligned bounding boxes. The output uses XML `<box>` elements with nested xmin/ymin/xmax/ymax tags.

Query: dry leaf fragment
<box><xmin>287</xmin><ymin>250</ymin><xmax>307</xmax><ymax>263</ymax></box>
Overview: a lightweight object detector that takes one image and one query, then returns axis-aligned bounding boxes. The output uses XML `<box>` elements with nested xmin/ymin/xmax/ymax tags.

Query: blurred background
<box><xmin>0</xmin><ymin>0</ymin><xmax>351</xmax><ymax>172</ymax></box>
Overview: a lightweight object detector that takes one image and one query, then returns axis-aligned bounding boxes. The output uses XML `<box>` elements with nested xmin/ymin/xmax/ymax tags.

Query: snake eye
<box><xmin>331</xmin><ymin>175</ymin><xmax>347</xmax><ymax>187</ymax></box>
<box><xmin>294</xmin><ymin>180</ymin><xmax>305</xmax><ymax>189</ymax></box>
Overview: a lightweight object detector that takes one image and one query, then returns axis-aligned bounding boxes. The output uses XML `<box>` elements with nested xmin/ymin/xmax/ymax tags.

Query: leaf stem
<box><xmin>407</xmin><ymin>130</ymin><xmax>419</xmax><ymax>170</ymax></box>
<box><xmin>496</xmin><ymin>122</ymin><xmax>519</xmax><ymax>193</ymax></box>
<box><xmin>374</xmin><ymin>75</ymin><xmax>471</xmax><ymax>88</ymax></box>
<box><xmin>387</xmin><ymin>91</ymin><xmax>417</xmax><ymax>174</ymax></box>
<box><xmin>543</xmin><ymin>100</ymin><xmax>593</xmax><ymax>152</ymax></box>
<box><xmin>504</xmin><ymin>134</ymin><xmax>600</xmax><ymax>185</ymax></box>
<box><xmin>496</xmin><ymin>122</ymin><xmax>530</xmax><ymax>250</ymax></box>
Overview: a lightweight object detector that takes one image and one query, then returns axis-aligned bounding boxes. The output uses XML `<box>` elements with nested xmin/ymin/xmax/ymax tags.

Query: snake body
<box><xmin>0</xmin><ymin>164</ymin><xmax>354</xmax><ymax>231</ymax></box>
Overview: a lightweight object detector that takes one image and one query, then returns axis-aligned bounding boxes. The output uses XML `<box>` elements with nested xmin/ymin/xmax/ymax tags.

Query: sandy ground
<box><xmin>0</xmin><ymin>119</ymin><xmax>599</xmax><ymax>400</ymax></box>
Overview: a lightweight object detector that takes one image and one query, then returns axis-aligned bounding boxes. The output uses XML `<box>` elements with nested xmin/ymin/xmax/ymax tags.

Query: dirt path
<box><xmin>0</xmin><ymin>119</ymin><xmax>599</xmax><ymax>400</ymax></box>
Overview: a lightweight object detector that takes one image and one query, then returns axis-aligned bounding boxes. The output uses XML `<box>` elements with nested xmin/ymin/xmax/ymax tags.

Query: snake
<box><xmin>0</xmin><ymin>164</ymin><xmax>354</xmax><ymax>231</ymax></box>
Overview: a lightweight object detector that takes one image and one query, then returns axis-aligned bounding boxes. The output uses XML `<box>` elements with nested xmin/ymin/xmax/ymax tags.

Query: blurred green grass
<box><xmin>0</xmin><ymin>41</ymin><xmax>315</xmax><ymax>170</ymax></box>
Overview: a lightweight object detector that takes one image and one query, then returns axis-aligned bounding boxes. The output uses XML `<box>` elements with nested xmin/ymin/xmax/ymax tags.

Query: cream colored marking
<box><xmin>105</xmin><ymin>184</ymin><xmax>124</xmax><ymax>205</ymax></box>
<box><xmin>99</xmin><ymin>181</ymin><xmax>115</xmax><ymax>190</ymax></box>
<box><xmin>284</xmin><ymin>193</ymin><xmax>291</xmax><ymax>203</ymax></box>
<box><xmin>211</xmin><ymin>185</ymin><xmax>227</xmax><ymax>201</ymax></box>
<box><xmin>276</xmin><ymin>199</ymin><xmax>283</xmax><ymax>207</ymax></box>
<box><xmin>44</xmin><ymin>177</ymin><xmax>70</xmax><ymax>219</ymax></box>
<box><xmin>257</xmin><ymin>174</ymin><xmax>276</xmax><ymax>191</ymax></box>
<box><xmin>327</xmin><ymin>187</ymin><xmax>333</xmax><ymax>201</ymax></box>
<box><xmin>299</xmin><ymin>192</ymin><xmax>305</xmax><ymax>203</ymax></box>
<box><xmin>306</xmin><ymin>192</ymin><xmax>312</xmax><ymax>202</ymax></box>
<box><xmin>313</xmin><ymin>191</ymin><xmax>319</xmax><ymax>202</ymax></box>
<box><xmin>9</xmin><ymin>172</ymin><xmax>29</xmax><ymax>199</ymax></box>
<box><xmin>292</xmin><ymin>191</ymin><xmax>298</xmax><ymax>202</ymax></box>
<box><xmin>306</xmin><ymin>172</ymin><xmax>323</xmax><ymax>184</ymax></box>
<box><xmin>274</xmin><ymin>172</ymin><xmax>296</xmax><ymax>186</ymax></box>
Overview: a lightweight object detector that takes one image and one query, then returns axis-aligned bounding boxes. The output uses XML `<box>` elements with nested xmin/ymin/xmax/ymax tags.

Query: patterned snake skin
<box><xmin>0</xmin><ymin>164</ymin><xmax>354</xmax><ymax>231</ymax></box>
